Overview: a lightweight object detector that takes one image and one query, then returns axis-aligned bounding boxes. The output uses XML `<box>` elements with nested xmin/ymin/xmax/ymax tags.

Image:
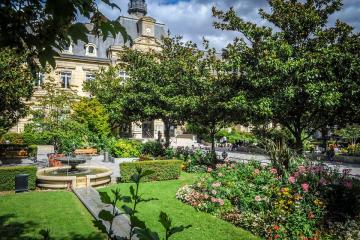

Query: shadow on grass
<box><xmin>0</xmin><ymin>214</ymin><xmax>108</xmax><ymax>240</ymax></box>
<box><xmin>0</xmin><ymin>213</ymin><xmax>38</xmax><ymax>240</ymax></box>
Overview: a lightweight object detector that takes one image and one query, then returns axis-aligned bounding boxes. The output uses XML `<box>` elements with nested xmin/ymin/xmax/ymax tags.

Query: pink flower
<box><xmin>319</xmin><ymin>177</ymin><xmax>327</xmax><ymax>186</ymax></box>
<box><xmin>218</xmin><ymin>198</ymin><xmax>225</xmax><ymax>206</ymax></box>
<box><xmin>211</xmin><ymin>197</ymin><xmax>217</xmax><ymax>203</ymax></box>
<box><xmin>254</xmin><ymin>195</ymin><xmax>262</xmax><ymax>202</ymax></box>
<box><xmin>207</xmin><ymin>167</ymin><xmax>213</xmax><ymax>173</ymax></box>
<box><xmin>230</xmin><ymin>163</ymin><xmax>235</xmax><ymax>168</ymax></box>
<box><xmin>212</xmin><ymin>182</ymin><xmax>221</xmax><ymax>188</ymax></box>
<box><xmin>343</xmin><ymin>180</ymin><xmax>353</xmax><ymax>189</ymax></box>
<box><xmin>211</xmin><ymin>190</ymin><xmax>217</xmax><ymax>195</ymax></box>
<box><xmin>270</xmin><ymin>168</ymin><xmax>278</xmax><ymax>175</ymax></box>
<box><xmin>218</xmin><ymin>172</ymin><xmax>223</xmax><ymax>177</ymax></box>
<box><xmin>298</xmin><ymin>165</ymin><xmax>306</xmax><ymax>174</ymax></box>
<box><xmin>293</xmin><ymin>171</ymin><xmax>300</xmax><ymax>178</ymax></box>
<box><xmin>308</xmin><ymin>211</ymin><xmax>315</xmax><ymax>219</ymax></box>
<box><xmin>288</xmin><ymin>176</ymin><xmax>296</xmax><ymax>184</ymax></box>
<box><xmin>301</xmin><ymin>183</ymin><xmax>309</xmax><ymax>192</ymax></box>
<box><xmin>254</xmin><ymin>169</ymin><xmax>260</xmax><ymax>174</ymax></box>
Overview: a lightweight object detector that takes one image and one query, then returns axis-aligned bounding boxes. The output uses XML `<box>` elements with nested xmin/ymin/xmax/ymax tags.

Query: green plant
<box><xmin>39</xmin><ymin>229</ymin><xmax>51</xmax><ymax>240</ymax></box>
<box><xmin>346</xmin><ymin>144</ymin><xmax>360</xmax><ymax>156</ymax></box>
<box><xmin>215</xmin><ymin>129</ymin><xmax>258</xmax><ymax>144</ymax></box>
<box><xmin>111</xmin><ymin>139</ymin><xmax>142</xmax><ymax>158</ymax></box>
<box><xmin>120</xmin><ymin>160</ymin><xmax>182</xmax><ymax>182</ymax></box>
<box><xmin>99</xmin><ymin>167</ymin><xmax>190</xmax><ymax>240</ymax></box>
<box><xmin>142</xmin><ymin>141</ymin><xmax>166</xmax><ymax>158</ymax></box>
<box><xmin>28</xmin><ymin>145</ymin><xmax>38</xmax><ymax>158</ymax></box>
<box><xmin>0</xmin><ymin>165</ymin><xmax>37</xmax><ymax>191</ymax></box>
<box><xmin>0</xmin><ymin>132</ymin><xmax>24</xmax><ymax>144</ymax></box>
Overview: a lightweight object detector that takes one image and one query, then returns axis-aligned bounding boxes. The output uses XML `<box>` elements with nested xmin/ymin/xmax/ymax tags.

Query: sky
<box><xmin>98</xmin><ymin>0</ymin><xmax>360</xmax><ymax>50</ymax></box>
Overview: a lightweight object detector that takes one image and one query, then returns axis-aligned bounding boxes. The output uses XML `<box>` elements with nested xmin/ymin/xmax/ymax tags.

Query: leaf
<box><xmin>101</xmin><ymin>0</ymin><xmax>121</xmax><ymax>10</ymax></box>
<box><xmin>168</xmin><ymin>225</ymin><xmax>192</xmax><ymax>236</ymax></box>
<box><xmin>122</xmin><ymin>205</ymin><xmax>134</xmax><ymax>215</ymax></box>
<box><xmin>158</xmin><ymin>211</ymin><xmax>171</xmax><ymax>230</ymax></box>
<box><xmin>135</xmin><ymin>228</ymin><xmax>160</xmax><ymax>240</ymax></box>
<box><xmin>99</xmin><ymin>191</ymin><xmax>112</xmax><ymax>204</ymax></box>
<box><xmin>141</xmin><ymin>169</ymin><xmax>155</xmax><ymax>178</ymax></box>
<box><xmin>121</xmin><ymin>196</ymin><xmax>132</xmax><ymax>203</ymax></box>
<box><xmin>129</xmin><ymin>185</ymin><xmax>136</xmax><ymax>198</ymax></box>
<box><xmin>68</xmin><ymin>23</ymin><xmax>89</xmax><ymax>43</ymax></box>
<box><xmin>130</xmin><ymin>215</ymin><xmax>146</xmax><ymax>229</ymax></box>
<box><xmin>98</xmin><ymin>210</ymin><xmax>114</xmax><ymax>222</ymax></box>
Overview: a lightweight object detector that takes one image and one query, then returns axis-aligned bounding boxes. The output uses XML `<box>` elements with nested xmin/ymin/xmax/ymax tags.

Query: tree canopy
<box><xmin>0</xmin><ymin>0</ymin><xmax>129</xmax><ymax>67</ymax></box>
<box><xmin>0</xmin><ymin>48</ymin><xmax>33</xmax><ymax>136</ymax></box>
<box><xmin>213</xmin><ymin>0</ymin><xmax>360</xmax><ymax>152</ymax></box>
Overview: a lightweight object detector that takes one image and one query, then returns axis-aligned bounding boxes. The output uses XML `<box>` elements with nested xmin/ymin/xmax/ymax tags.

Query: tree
<box><xmin>72</xmin><ymin>98</ymin><xmax>111</xmax><ymax>138</ymax></box>
<box><xmin>0</xmin><ymin>0</ymin><xmax>129</xmax><ymax>68</ymax></box>
<box><xmin>0</xmin><ymin>48</ymin><xmax>33</xmax><ymax>136</ymax></box>
<box><xmin>187</xmin><ymin>40</ymin><xmax>246</xmax><ymax>154</ymax></box>
<box><xmin>335</xmin><ymin>125</ymin><xmax>360</xmax><ymax>145</ymax></box>
<box><xmin>213</xmin><ymin>0</ymin><xmax>360</xmax><ymax>152</ymax></box>
<box><xmin>109</xmin><ymin>36</ymin><xmax>203</xmax><ymax>147</ymax></box>
<box><xmin>84</xmin><ymin>65</ymin><xmax>132</xmax><ymax>136</ymax></box>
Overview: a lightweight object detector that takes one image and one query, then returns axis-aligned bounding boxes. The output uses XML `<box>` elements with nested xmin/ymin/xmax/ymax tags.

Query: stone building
<box><xmin>12</xmin><ymin>0</ymin><xmax>179</xmax><ymax>141</ymax></box>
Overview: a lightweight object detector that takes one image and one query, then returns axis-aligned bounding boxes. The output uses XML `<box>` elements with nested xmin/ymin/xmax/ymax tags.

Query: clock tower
<box><xmin>128</xmin><ymin>0</ymin><xmax>147</xmax><ymax>18</ymax></box>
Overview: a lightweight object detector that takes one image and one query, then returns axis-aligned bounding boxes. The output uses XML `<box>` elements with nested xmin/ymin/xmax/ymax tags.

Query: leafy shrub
<box><xmin>120</xmin><ymin>160</ymin><xmax>182</xmax><ymax>182</ymax></box>
<box><xmin>177</xmin><ymin>160</ymin><xmax>360</xmax><ymax>239</ymax></box>
<box><xmin>142</xmin><ymin>141</ymin><xmax>166</xmax><ymax>157</ymax></box>
<box><xmin>0</xmin><ymin>132</ymin><xmax>24</xmax><ymax>144</ymax></box>
<box><xmin>345</xmin><ymin>144</ymin><xmax>360</xmax><ymax>156</ymax></box>
<box><xmin>174</xmin><ymin>147</ymin><xmax>215</xmax><ymax>173</ymax></box>
<box><xmin>215</xmin><ymin>129</ymin><xmax>258</xmax><ymax>144</ymax></box>
<box><xmin>0</xmin><ymin>165</ymin><xmax>37</xmax><ymax>191</ymax></box>
<box><xmin>28</xmin><ymin>145</ymin><xmax>38</xmax><ymax>158</ymax></box>
<box><xmin>111</xmin><ymin>139</ymin><xmax>142</xmax><ymax>158</ymax></box>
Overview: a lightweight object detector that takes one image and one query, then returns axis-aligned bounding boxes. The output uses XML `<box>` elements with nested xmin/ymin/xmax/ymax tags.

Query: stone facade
<box><xmin>11</xmin><ymin>0</ymin><xmax>181</xmax><ymax>141</ymax></box>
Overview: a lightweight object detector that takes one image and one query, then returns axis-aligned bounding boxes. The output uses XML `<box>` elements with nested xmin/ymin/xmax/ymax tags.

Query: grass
<box><xmin>100</xmin><ymin>172</ymin><xmax>260</xmax><ymax>240</ymax></box>
<box><xmin>0</xmin><ymin>191</ymin><xmax>106</xmax><ymax>240</ymax></box>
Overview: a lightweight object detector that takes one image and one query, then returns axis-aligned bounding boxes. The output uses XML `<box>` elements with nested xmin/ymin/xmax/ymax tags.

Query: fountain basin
<box><xmin>37</xmin><ymin>166</ymin><xmax>113</xmax><ymax>189</ymax></box>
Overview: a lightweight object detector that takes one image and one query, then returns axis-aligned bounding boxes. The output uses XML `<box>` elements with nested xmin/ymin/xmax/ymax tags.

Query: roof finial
<box><xmin>128</xmin><ymin>0</ymin><xmax>147</xmax><ymax>17</ymax></box>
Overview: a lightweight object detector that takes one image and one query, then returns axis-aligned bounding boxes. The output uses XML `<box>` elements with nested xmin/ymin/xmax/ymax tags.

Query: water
<box><xmin>46</xmin><ymin>168</ymin><xmax>108</xmax><ymax>176</ymax></box>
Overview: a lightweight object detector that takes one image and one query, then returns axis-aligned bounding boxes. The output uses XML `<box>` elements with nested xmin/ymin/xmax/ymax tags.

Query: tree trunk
<box><xmin>210</xmin><ymin>122</ymin><xmax>217</xmax><ymax>163</ymax></box>
<box><xmin>294</xmin><ymin>130</ymin><xmax>303</xmax><ymax>154</ymax></box>
<box><xmin>321</xmin><ymin>127</ymin><xmax>328</xmax><ymax>153</ymax></box>
<box><xmin>163</xmin><ymin>119</ymin><xmax>171</xmax><ymax>148</ymax></box>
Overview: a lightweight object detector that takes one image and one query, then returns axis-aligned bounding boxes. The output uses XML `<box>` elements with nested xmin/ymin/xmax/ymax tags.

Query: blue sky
<box><xmin>99</xmin><ymin>0</ymin><xmax>360</xmax><ymax>50</ymax></box>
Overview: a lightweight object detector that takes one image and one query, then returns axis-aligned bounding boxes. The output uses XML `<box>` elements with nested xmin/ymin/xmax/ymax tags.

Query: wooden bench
<box><xmin>74</xmin><ymin>148</ymin><xmax>98</xmax><ymax>156</ymax></box>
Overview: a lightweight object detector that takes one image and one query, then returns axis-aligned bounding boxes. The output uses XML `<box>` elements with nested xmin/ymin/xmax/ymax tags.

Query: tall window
<box><xmin>85</xmin><ymin>72</ymin><xmax>95</xmax><ymax>81</ymax></box>
<box><xmin>60</xmin><ymin>71</ymin><xmax>71</xmax><ymax>88</ymax></box>
<box><xmin>34</xmin><ymin>72</ymin><xmax>44</xmax><ymax>87</ymax></box>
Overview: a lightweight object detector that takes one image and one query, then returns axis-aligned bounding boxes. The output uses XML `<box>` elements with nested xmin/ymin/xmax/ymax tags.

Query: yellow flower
<box><xmin>314</xmin><ymin>199</ymin><xmax>323</xmax><ymax>206</ymax></box>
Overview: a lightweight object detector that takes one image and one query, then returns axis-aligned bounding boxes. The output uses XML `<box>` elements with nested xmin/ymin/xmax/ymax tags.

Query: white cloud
<box><xmin>99</xmin><ymin>0</ymin><xmax>360</xmax><ymax>51</ymax></box>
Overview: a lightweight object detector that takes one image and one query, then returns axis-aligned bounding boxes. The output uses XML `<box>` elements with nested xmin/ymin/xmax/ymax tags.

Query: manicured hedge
<box><xmin>120</xmin><ymin>160</ymin><xmax>182</xmax><ymax>182</ymax></box>
<box><xmin>0</xmin><ymin>165</ymin><xmax>37</xmax><ymax>191</ymax></box>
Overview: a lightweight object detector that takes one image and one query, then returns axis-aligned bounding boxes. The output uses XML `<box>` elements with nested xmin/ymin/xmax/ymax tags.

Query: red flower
<box><xmin>274</xmin><ymin>234</ymin><xmax>280</xmax><ymax>239</ymax></box>
<box><xmin>273</xmin><ymin>225</ymin><xmax>281</xmax><ymax>231</ymax></box>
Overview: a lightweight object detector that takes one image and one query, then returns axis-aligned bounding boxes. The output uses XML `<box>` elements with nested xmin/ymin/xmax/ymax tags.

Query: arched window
<box><xmin>85</xmin><ymin>43</ymin><xmax>97</xmax><ymax>57</ymax></box>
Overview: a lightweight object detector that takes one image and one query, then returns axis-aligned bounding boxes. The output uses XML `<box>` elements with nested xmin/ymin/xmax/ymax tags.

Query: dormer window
<box><xmin>85</xmin><ymin>44</ymin><xmax>97</xmax><ymax>57</ymax></box>
<box><xmin>63</xmin><ymin>44</ymin><xmax>73</xmax><ymax>54</ymax></box>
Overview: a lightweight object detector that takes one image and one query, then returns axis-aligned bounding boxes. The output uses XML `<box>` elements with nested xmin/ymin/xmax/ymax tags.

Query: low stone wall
<box><xmin>307</xmin><ymin>153</ymin><xmax>360</xmax><ymax>164</ymax></box>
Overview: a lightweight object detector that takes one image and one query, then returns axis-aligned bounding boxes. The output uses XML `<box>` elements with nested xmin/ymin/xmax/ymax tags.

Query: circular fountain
<box><xmin>37</xmin><ymin>156</ymin><xmax>113</xmax><ymax>189</ymax></box>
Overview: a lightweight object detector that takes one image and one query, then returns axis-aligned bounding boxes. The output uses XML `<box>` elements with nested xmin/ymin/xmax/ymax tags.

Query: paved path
<box><xmin>216</xmin><ymin>149</ymin><xmax>360</xmax><ymax>178</ymax></box>
<box><xmin>73</xmin><ymin>187</ymin><xmax>135</xmax><ymax>240</ymax></box>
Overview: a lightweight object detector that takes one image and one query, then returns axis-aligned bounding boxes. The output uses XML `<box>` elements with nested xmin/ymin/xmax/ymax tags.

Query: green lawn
<box><xmin>0</xmin><ymin>191</ymin><xmax>106</xmax><ymax>240</ymax></box>
<box><xmin>100</xmin><ymin>172</ymin><xmax>260</xmax><ymax>240</ymax></box>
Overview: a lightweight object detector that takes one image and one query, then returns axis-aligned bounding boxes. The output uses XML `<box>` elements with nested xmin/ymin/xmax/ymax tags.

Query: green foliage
<box><xmin>213</xmin><ymin>0</ymin><xmax>360</xmax><ymax>152</ymax></box>
<box><xmin>0</xmin><ymin>132</ymin><xmax>24</xmax><ymax>144</ymax></box>
<box><xmin>71</xmin><ymin>98</ymin><xmax>111</xmax><ymax>138</ymax></box>
<box><xmin>0</xmin><ymin>48</ymin><xmax>33</xmax><ymax>134</ymax></box>
<box><xmin>142</xmin><ymin>141</ymin><xmax>166</xmax><ymax>158</ymax></box>
<box><xmin>336</xmin><ymin>125</ymin><xmax>360</xmax><ymax>145</ymax></box>
<box><xmin>215</xmin><ymin>129</ymin><xmax>258</xmax><ymax>144</ymax></box>
<box><xmin>345</xmin><ymin>144</ymin><xmax>360</xmax><ymax>156</ymax></box>
<box><xmin>0</xmin><ymin>165</ymin><xmax>37</xmax><ymax>191</ymax></box>
<box><xmin>120</xmin><ymin>160</ymin><xmax>182</xmax><ymax>182</ymax></box>
<box><xmin>0</xmin><ymin>0</ymin><xmax>129</xmax><ymax>68</ymax></box>
<box><xmin>111</xmin><ymin>139</ymin><xmax>142</xmax><ymax>158</ymax></box>
<box><xmin>116</xmin><ymin>36</ymin><xmax>205</xmax><ymax>147</ymax></box>
<box><xmin>28</xmin><ymin>145</ymin><xmax>38</xmax><ymax>158</ymax></box>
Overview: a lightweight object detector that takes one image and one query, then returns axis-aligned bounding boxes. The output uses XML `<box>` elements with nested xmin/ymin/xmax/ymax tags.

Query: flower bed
<box><xmin>176</xmin><ymin>161</ymin><xmax>360</xmax><ymax>239</ymax></box>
